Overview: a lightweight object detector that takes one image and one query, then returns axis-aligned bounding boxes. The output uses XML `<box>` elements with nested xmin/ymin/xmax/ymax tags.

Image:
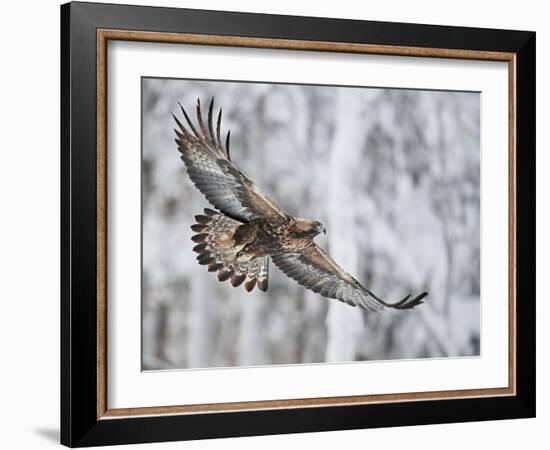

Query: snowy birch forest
<box><xmin>142</xmin><ymin>78</ymin><xmax>480</xmax><ymax>370</ymax></box>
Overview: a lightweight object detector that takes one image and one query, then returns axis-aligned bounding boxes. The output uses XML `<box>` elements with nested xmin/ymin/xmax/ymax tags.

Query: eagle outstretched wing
<box><xmin>272</xmin><ymin>244</ymin><xmax>427</xmax><ymax>312</ymax></box>
<box><xmin>173</xmin><ymin>98</ymin><xmax>287</xmax><ymax>222</ymax></box>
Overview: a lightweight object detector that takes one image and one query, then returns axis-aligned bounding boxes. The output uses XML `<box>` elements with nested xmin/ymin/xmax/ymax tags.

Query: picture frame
<box><xmin>60</xmin><ymin>1</ymin><xmax>535</xmax><ymax>447</ymax></box>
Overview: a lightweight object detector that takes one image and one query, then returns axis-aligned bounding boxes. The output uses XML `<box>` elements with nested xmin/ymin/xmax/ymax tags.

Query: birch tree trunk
<box><xmin>237</xmin><ymin>290</ymin><xmax>264</xmax><ymax>365</ymax></box>
<box><xmin>237</xmin><ymin>96</ymin><xmax>267</xmax><ymax>366</ymax></box>
<box><xmin>186</xmin><ymin>194</ymin><xmax>213</xmax><ymax>368</ymax></box>
<box><xmin>186</xmin><ymin>267</ymin><xmax>211</xmax><ymax>367</ymax></box>
<box><xmin>325</xmin><ymin>90</ymin><xmax>366</xmax><ymax>362</ymax></box>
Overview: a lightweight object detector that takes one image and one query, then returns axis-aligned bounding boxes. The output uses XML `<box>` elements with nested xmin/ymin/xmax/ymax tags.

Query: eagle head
<box><xmin>294</xmin><ymin>218</ymin><xmax>326</xmax><ymax>238</ymax></box>
<box><xmin>312</xmin><ymin>221</ymin><xmax>326</xmax><ymax>235</ymax></box>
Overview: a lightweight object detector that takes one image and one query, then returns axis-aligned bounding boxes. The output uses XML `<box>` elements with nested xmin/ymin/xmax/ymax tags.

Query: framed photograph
<box><xmin>61</xmin><ymin>1</ymin><xmax>535</xmax><ymax>447</ymax></box>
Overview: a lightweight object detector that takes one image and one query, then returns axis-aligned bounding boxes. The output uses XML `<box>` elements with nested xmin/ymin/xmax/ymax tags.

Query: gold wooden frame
<box><xmin>96</xmin><ymin>29</ymin><xmax>516</xmax><ymax>420</ymax></box>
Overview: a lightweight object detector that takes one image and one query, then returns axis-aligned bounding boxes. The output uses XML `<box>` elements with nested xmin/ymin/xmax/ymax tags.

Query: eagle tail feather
<box><xmin>190</xmin><ymin>208</ymin><xmax>269</xmax><ymax>292</ymax></box>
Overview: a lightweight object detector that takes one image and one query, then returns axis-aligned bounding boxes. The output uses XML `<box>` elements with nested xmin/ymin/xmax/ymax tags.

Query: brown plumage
<box><xmin>174</xmin><ymin>98</ymin><xmax>427</xmax><ymax>311</ymax></box>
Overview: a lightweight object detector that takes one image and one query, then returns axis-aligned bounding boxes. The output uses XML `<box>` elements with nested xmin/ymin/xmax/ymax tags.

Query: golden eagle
<box><xmin>173</xmin><ymin>99</ymin><xmax>427</xmax><ymax>312</ymax></box>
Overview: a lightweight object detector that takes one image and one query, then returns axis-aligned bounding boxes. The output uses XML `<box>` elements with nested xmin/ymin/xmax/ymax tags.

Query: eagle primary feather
<box><xmin>174</xmin><ymin>98</ymin><xmax>427</xmax><ymax>311</ymax></box>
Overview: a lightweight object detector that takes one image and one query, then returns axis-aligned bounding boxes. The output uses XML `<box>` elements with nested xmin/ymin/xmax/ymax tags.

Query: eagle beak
<box><xmin>313</xmin><ymin>222</ymin><xmax>326</xmax><ymax>235</ymax></box>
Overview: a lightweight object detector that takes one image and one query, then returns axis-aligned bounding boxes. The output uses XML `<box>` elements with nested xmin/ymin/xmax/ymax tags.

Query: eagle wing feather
<box><xmin>272</xmin><ymin>244</ymin><xmax>427</xmax><ymax>312</ymax></box>
<box><xmin>174</xmin><ymin>98</ymin><xmax>287</xmax><ymax>222</ymax></box>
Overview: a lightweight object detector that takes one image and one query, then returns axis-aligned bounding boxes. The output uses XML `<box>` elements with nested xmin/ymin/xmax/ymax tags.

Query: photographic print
<box><xmin>62</xmin><ymin>6</ymin><xmax>534</xmax><ymax>444</ymax></box>
<box><xmin>142</xmin><ymin>78</ymin><xmax>481</xmax><ymax>370</ymax></box>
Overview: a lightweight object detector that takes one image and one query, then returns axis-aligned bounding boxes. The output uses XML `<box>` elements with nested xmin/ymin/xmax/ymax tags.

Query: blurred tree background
<box><xmin>142</xmin><ymin>78</ymin><xmax>480</xmax><ymax>370</ymax></box>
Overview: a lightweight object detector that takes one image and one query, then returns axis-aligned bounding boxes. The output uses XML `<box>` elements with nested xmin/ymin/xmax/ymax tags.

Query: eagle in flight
<box><xmin>173</xmin><ymin>98</ymin><xmax>427</xmax><ymax>312</ymax></box>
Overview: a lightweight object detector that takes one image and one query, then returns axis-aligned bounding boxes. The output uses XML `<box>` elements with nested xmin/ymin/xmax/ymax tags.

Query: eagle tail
<box><xmin>191</xmin><ymin>208</ymin><xmax>270</xmax><ymax>292</ymax></box>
